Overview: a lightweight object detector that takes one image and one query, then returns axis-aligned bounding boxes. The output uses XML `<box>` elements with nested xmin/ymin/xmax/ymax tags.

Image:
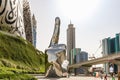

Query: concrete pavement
<box><xmin>35</xmin><ymin>75</ymin><xmax>118</xmax><ymax>80</ymax></box>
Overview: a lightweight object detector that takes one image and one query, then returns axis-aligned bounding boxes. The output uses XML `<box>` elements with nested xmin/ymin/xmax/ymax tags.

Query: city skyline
<box><xmin>29</xmin><ymin>0</ymin><xmax>120</xmax><ymax>58</ymax></box>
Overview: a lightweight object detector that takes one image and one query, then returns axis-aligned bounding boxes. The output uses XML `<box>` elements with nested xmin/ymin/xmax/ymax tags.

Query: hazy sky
<box><xmin>29</xmin><ymin>0</ymin><xmax>120</xmax><ymax>58</ymax></box>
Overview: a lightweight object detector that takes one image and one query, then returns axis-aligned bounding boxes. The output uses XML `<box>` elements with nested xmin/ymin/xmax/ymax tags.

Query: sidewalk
<box><xmin>36</xmin><ymin>75</ymin><xmax>118</xmax><ymax>80</ymax></box>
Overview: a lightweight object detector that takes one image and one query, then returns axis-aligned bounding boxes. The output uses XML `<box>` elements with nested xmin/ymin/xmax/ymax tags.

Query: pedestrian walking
<box><xmin>104</xmin><ymin>74</ymin><xmax>107</xmax><ymax>80</ymax></box>
<box><xmin>118</xmin><ymin>72</ymin><xmax>120</xmax><ymax>80</ymax></box>
<box><xmin>109</xmin><ymin>64</ymin><xmax>114</xmax><ymax>79</ymax></box>
<box><xmin>99</xmin><ymin>71</ymin><xmax>103</xmax><ymax>80</ymax></box>
<box><xmin>96</xmin><ymin>72</ymin><xmax>99</xmax><ymax>78</ymax></box>
<box><xmin>112</xmin><ymin>73</ymin><xmax>115</xmax><ymax>80</ymax></box>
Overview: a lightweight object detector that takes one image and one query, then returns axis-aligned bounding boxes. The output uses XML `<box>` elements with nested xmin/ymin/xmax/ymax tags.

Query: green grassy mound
<box><xmin>0</xmin><ymin>67</ymin><xmax>37</xmax><ymax>80</ymax></box>
<box><xmin>0</xmin><ymin>73</ymin><xmax>37</xmax><ymax>80</ymax></box>
<box><xmin>0</xmin><ymin>31</ymin><xmax>45</xmax><ymax>79</ymax></box>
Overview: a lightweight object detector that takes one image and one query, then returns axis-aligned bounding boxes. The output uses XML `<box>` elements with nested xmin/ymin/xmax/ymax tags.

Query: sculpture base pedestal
<box><xmin>45</xmin><ymin>66</ymin><xmax>60</xmax><ymax>77</ymax></box>
<box><xmin>45</xmin><ymin>63</ymin><xmax>63</xmax><ymax>77</ymax></box>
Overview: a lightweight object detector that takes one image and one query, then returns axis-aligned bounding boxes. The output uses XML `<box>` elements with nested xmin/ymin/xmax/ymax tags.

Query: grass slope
<box><xmin>0</xmin><ymin>31</ymin><xmax>45</xmax><ymax>73</ymax></box>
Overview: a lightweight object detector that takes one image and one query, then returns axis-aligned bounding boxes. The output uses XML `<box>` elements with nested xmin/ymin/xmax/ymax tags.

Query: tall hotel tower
<box><xmin>67</xmin><ymin>23</ymin><xmax>75</xmax><ymax>61</ymax></box>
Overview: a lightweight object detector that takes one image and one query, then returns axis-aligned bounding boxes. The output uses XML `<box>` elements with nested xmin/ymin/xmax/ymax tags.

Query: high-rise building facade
<box><xmin>70</xmin><ymin>48</ymin><xmax>81</xmax><ymax>65</ymax></box>
<box><xmin>67</xmin><ymin>23</ymin><xmax>75</xmax><ymax>61</ymax></box>
<box><xmin>23</xmin><ymin>0</ymin><xmax>33</xmax><ymax>43</ymax></box>
<box><xmin>70</xmin><ymin>48</ymin><xmax>88</xmax><ymax>65</ymax></box>
<box><xmin>75</xmin><ymin>51</ymin><xmax>88</xmax><ymax>74</ymax></box>
<box><xmin>102</xmin><ymin>38</ymin><xmax>110</xmax><ymax>74</ymax></box>
<box><xmin>115</xmin><ymin>33</ymin><xmax>120</xmax><ymax>52</ymax></box>
<box><xmin>70</xmin><ymin>48</ymin><xmax>88</xmax><ymax>74</ymax></box>
<box><xmin>102</xmin><ymin>33</ymin><xmax>120</xmax><ymax>74</ymax></box>
<box><xmin>32</xmin><ymin>14</ymin><xmax>37</xmax><ymax>47</ymax></box>
<box><xmin>76</xmin><ymin>51</ymin><xmax>88</xmax><ymax>63</ymax></box>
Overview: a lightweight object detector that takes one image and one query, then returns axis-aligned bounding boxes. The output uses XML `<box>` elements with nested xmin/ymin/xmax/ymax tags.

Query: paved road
<box><xmin>34</xmin><ymin>75</ymin><xmax>118</xmax><ymax>80</ymax></box>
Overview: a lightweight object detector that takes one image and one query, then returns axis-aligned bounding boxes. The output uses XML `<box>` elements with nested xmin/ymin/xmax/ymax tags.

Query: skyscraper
<box><xmin>67</xmin><ymin>23</ymin><xmax>75</xmax><ymax>61</ymax></box>
<box><xmin>23</xmin><ymin>0</ymin><xmax>33</xmax><ymax>43</ymax></box>
<box><xmin>102</xmin><ymin>33</ymin><xmax>120</xmax><ymax>74</ymax></box>
<box><xmin>70</xmin><ymin>48</ymin><xmax>81</xmax><ymax>65</ymax></box>
<box><xmin>75</xmin><ymin>51</ymin><xmax>88</xmax><ymax>74</ymax></box>
<box><xmin>32</xmin><ymin>14</ymin><xmax>37</xmax><ymax>47</ymax></box>
<box><xmin>102</xmin><ymin>38</ymin><xmax>110</xmax><ymax>74</ymax></box>
<box><xmin>76</xmin><ymin>51</ymin><xmax>88</xmax><ymax>63</ymax></box>
<box><xmin>115</xmin><ymin>33</ymin><xmax>120</xmax><ymax>52</ymax></box>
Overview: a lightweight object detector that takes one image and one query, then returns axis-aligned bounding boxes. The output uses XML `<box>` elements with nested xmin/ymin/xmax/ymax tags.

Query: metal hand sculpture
<box><xmin>45</xmin><ymin>17</ymin><xmax>67</xmax><ymax>77</ymax></box>
<box><xmin>49</xmin><ymin>17</ymin><xmax>60</xmax><ymax>47</ymax></box>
